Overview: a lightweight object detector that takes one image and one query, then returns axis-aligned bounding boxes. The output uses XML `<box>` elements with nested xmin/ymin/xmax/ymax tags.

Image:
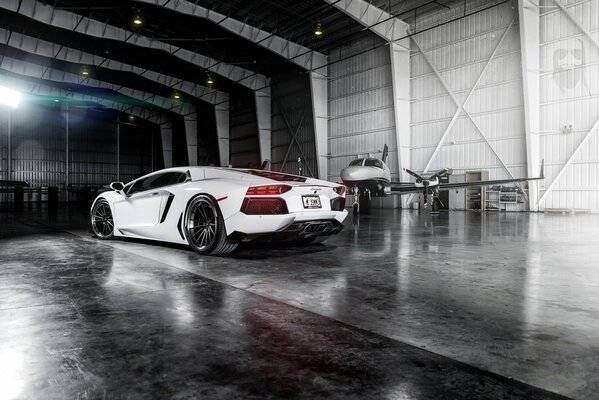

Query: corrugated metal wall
<box><xmin>410</xmin><ymin>1</ymin><xmax>527</xmax><ymax>186</ymax></box>
<box><xmin>327</xmin><ymin>35</ymin><xmax>399</xmax><ymax>183</ymax></box>
<box><xmin>539</xmin><ymin>0</ymin><xmax>599</xmax><ymax>210</ymax></box>
<box><xmin>68</xmin><ymin>107</ymin><xmax>118</xmax><ymax>187</ymax></box>
<box><xmin>0</xmin><ymin>111</ymin><xmax>6</xmax><ymax>182</ymax></box>
<box><xmin>229</xmin><ymin>90</ymin><xmax>261</xmax><ymax>168</ymax></box>
<box><xmin>7</xmin><ymin>103</ymin><xmax>66</xmax><ymax>187</ymax></box>
<box><xmin>0</xmin><ymin>103</ymin><xmax>158</xmax><ymax>202</ymax></box>
<box><xmin>271</xmin><ymin>72</ymin><xmax>317</xmax><ymax>177</ymax></box>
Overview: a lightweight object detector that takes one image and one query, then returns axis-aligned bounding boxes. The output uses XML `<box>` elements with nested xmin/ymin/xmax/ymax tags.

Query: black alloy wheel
<box><xmin>91</xmin><ymin>199</ymin><xmax>114</xmax><ymax>239</ymax></box>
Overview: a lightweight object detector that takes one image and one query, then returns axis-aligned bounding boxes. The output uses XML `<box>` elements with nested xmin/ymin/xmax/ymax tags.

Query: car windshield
<box><xmin>349</xmin><ymin>159</ymin><xmax>364</xmax><ymax>166</ymax></box>
<box><xmin>364</xmin><ymin>159</ymin><xmax>384</xmax><ymax>169</ymax></box>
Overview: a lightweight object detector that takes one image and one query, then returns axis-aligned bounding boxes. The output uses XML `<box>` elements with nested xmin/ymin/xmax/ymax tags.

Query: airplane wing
<box><xmin>388</xmin><ymin>184</ymin><xmax>421</xmax><ymax>194</ymax></box>
<box><xmin>384</xmin><ymin>161</ymin><xmax>544</xmax><ymax>194</ymax></box>
<box><xmin>440</xmin><ymin>161</ymin><xmax>544</xmax><ymax>191</ymax></box>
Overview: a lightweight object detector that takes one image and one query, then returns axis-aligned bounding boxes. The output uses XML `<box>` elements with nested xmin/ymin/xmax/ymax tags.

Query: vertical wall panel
<box><xmin>410</xmin><ymin>1</ymin><xmax>527</xmax><ymax>191</ymax></box>
<box><xmin>10</xmin><ymin>103</ymin><xmax>65</xmax><ymax>187</ymax></box>
<box><xmin>271</xmin><ymin>72</ymin><xmax>317</xmax><ymax>177</ymax></box>
<box><xmin>229</xmin><ymin>90</ymin><xmax>260</xmax><ymax>168</ymax></box>
<box><xmin>539</xmin><ymin>0</ymin><xmax>599</xmax><ymax>211</ymax></box>
<box><xmin>327</xmin><ymin>35</ymin><xmax>398</xmax><ymax>183</ymax></box>
<box><xmin>68</xmin><ymin>108</ymin><xmax>117</xmax><ymax>188</ymax></box>
<box><xmin>0</xmin><ymin>110</ymin><xmax>8</xmax><ymax>183</ymax></box>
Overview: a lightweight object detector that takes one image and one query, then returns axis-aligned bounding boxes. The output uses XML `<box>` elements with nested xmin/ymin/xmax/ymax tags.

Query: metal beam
<box><xmin>389</xmin><ymin>40</ymin><xmax>410</xmax><ymax>205</ymax></box>
<box><xmin>135</xmin><ymin>0</ymin><xmax>327</xmax><ymax>75</ymax></box>
<box><xmin>553</xmin><ymin>0</ymin><xmax>599</xmax><ymax>50</ymax></box>
<box><xmin>324</xmin><ymin>0</ymin><xmax>410</xmax><ymax>43</ymax></box>
<box><xmin>0</xmin><ymin>28</ymin><xmax>227</xmax><ymax>167</ymax></box>
<box><xmin>0</xmin><ymin>28</ymin><xmax>229</xmax><ymax>106</ymax></box>
<box><xmin>214</xmin><ymin>104</ymin><xmax>229</xmax><ymax>167</ymax></box>
<box><xmin>310</xmin><ymin>72</ymin><xmax>327</xmax><ymax>179</ymax></box>
<box><xmin>0</xmin><ymin>0</ymin><xmax>268</xmax><ymax>91</ymax></box>
<box><xmin>0</xmin><ymin>56</ymin><xmax>192</xmax><ymax>115</ymax></box>
<box><xmin>518</xmin><ymin>0</ymin><xmax>541</xmax><ymax>210</ymax></box>
<box><xmin>255</xmin><ymin>88</ymin><xmax>271</xmax><ymax>165</ymax></box>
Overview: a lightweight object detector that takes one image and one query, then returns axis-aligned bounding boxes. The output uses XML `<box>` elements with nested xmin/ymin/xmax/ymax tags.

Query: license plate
<box><xmin>302</xmin><ymin>195</ymin><xmax>321</xmax><ymax>209</ymax></box>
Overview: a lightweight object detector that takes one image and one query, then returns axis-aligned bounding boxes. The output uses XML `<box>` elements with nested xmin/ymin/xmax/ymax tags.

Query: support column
<box><xmin>7</xmin><ymin>109</ymin><xmax>11</xmax><ymax>180</ymax></box>
<box><xmin>184</xmin><ymin>111</ymin><xmax>198</xmax><ymax>166</ymax></box>
<box><xmin>309</xmin><ymin>71</ymin><xmax>328</xmax><ymax>180</ymax></box>
<box><xmin>64</xmin><ymin>104</ymin><xmax>69</xmax><ymax>189</ymax></box>
<box><xmin>255</xmin><ymin>88</ymin><xmax>271</xmax><ymax>165</ymax></box>
<box><xmin>390</xmin><ymin>40</ymin><xmax>411</xmax><ymax>206</ymax></box>
<box><xmin>518</xmin><ymin>0</ymin><xmax>541</xmax><ymax>211</ymax></box>
<box><xmin>160</xmin><ymin>122</ymin><xmax>173</xmax><ymax>168</ymax></box>
<box><xmin>215</xmin><ymin>104</ymin><xmax>229</xmax><ymax>167</ymax></box>
<box><xmin>116</xmin><ymin>115</ymin><xmax>120</xmax><ymax>180</ymax></box>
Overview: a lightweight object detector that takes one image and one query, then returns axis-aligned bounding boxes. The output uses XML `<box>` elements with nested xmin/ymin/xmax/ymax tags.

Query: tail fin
<box><xmin>381</xmin><ymin>144</ymin><xmax>388</xmax><ymax>163</ymax></box>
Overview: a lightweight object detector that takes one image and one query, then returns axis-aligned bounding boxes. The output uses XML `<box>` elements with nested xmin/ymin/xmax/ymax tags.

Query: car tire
<box><xmin>184</xmin><ymin>195</ymin><xmax>238</xmax><ymax>255</ymax></box>
<box><xmin>91</xmin><ymin>199</ymin><xmax>114</xmax><ymax>240</ymax></box>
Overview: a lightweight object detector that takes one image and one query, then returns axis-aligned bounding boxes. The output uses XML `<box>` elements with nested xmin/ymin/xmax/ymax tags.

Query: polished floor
<box><xmin>1</xmin><ymin>206</ymin><xmax>597</xmax><ymax>399</ymax></box>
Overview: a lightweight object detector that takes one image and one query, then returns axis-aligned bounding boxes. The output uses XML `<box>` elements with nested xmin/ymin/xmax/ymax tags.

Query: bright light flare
<box><xmin>0</xmin><ymin>85</ymin><xmax>22</xmax><ymax>108</ymax></box>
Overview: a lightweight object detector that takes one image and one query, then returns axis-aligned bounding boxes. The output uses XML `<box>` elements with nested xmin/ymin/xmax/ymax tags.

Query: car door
<box><xmin>113</xmin><ymin>173</ymin><xmax>170</xmax><ymax>233</ymax></box>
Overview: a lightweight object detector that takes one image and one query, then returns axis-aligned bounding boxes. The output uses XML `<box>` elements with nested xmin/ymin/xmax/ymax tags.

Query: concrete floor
<box><xmin>1</xmin><ymin>206</ymin><xmax>597</xmax><ymax>399</ymax></box>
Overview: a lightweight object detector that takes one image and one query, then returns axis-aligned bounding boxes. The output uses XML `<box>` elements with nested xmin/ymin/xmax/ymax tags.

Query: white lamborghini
<box><xmin>90</xmin><ymin>167</ymin><xmax>348</xmax><ymax>255</ymax></box>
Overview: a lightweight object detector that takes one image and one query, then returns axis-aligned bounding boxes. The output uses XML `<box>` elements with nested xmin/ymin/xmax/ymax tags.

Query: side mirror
<box><xmin>109</xmin><ymin>182</ymin><xmax>125</xmax><ymax>192</ymax></box>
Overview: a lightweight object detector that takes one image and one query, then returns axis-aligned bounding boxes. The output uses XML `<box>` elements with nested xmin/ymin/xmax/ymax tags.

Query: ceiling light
<box><xmin>0</xmin><ymin>85</ymin><xmax>22</xmax><ymax>108</ymax></box>
<box><xmin>173</xmin><ymin>92</ymin><xmax>181</xmax><ymax>99</ymax></box>
<box><xmin>54</xmin><ymin>99</ymin><xmax>60</xmax><ymax>103</ymax></box>
<box><xmin>205</xmin><ymin>74</ymin><xmax>215</xmax><ymax>87</ymax></box>
<box><xmin>314</xmin><ymin>23</ymin><xmax>324</xmax><ymax>37</ymax></box>
<box><xmin>81</xmin><ymin>66</ymin><xmax>89</xmax><ymax>76</ymax></box>
<box><xmin>128</xmin><ymin>115</ymin><xmax>135</xmax><ymax>121</ymax></box>
<box><xmin>132</xmin><ymin>13</ymin><xmax>143</xmax><ymax>26</ymax></box>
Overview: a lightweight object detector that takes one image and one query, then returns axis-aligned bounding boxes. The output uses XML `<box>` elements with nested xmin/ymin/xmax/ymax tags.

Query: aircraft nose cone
<box><xmin>340</xmin><ymin>166</ymin><xmax>362</xmax><ymax>182</ymax></box>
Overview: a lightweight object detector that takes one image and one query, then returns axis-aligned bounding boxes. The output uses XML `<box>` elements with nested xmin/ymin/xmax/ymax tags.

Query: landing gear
<box><xmin>351</xmin><ymin>186</ymin><xmax>371</xmax><ymax>216</ymax></box>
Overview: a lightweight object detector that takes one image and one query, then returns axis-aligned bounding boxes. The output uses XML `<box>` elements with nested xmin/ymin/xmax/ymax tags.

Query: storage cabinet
<box><xmin>465</xmin><ymin>171</ymin><xmax>489</xmax><ymax>211</ymax></box>
<box><xmin>486</xmin><ymin>185</ymin><xmax>526</xmax><ymax>211</ymax></box>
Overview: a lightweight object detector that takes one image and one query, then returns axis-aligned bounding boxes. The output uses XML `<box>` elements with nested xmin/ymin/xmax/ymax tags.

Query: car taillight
<box><xmin>246</xmin><ymin>185</ymin><xmax>291</xmax><ymax>195</ymax></box>
<box><xmin>240</xmin><ymin>198</ymin><xmax>288</xmax><ymax>215</ymax></box>
<box><xmin>330</xmin><ymin>197</ymin><xmax>346</xmax><ymax>211</ymax></box>
<box><xmin>333</xmin><ymin>186</ymin><xmax>346</xmax><ymax>196</ymax></box>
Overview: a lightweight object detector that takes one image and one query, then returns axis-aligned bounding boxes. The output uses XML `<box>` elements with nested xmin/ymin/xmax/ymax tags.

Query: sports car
<box><xmin>90</xmin><ymin>167</ymin><xmax>348</xmax><ymax>255</ymax></box>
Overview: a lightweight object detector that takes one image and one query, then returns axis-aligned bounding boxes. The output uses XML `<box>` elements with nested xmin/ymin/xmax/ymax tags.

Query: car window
<box><xmin>126</xmin><ymin>172</ymin><xmax>187</xmax><ymax>195</ymax></box>
<box><xmin>349</xmin><ymin>159</ymin><xmax>364</xmax><ymax>166</ymax></box>
<box><xmin>127</xmin><ymin>177</ymin><xmax>151</xmax><ymax>195</ymax></box>
<box><xmin>168</xmin><ymin>172</ymin><xmax>188</xmax><ymax>186</ymax></box>
<box><xmin>364</xmin><ymin>159</ymin><xmax>384</xmax><ymax>169</ymax></box>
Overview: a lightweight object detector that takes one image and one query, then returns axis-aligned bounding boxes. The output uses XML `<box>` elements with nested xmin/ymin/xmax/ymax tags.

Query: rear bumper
<box><xmin>225</xmin><ymin>210</ymin><xmax>347</xmax><ymax>243</ymax></box>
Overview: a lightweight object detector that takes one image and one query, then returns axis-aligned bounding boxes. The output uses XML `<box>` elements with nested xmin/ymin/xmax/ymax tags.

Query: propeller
<box><xmin>430</xmin><ymin>168</ymin><xmax>454</xmax><ymax>179</ymax></box>
<box><xmin>404</xmin><ymin>168</ymin><xmax>424</xmax><ymax>182</ymax></box>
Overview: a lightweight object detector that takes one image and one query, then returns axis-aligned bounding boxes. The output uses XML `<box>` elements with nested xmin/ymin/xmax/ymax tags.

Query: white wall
<box><xmin>327</xmin><ymin>36</ymin><xmax>400</xmax><ymax>183</ymax></box>
<box><xmin>409</xmin><ymin>1</ymin><xmax>528</xmax><ymax>186</ymax></box>
<box><xmin>539</xmin><ymin>0</ymin><xmax>599</xmax><ymax>210</ymax></box>
<box><xmin>409</xmin><ymin>0</ymin><xmax>599</xmax><ymax>212</ymax></box>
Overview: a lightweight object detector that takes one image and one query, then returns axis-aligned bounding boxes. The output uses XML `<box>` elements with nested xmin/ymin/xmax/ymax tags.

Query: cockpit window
<box><xmin>364</xmin><ymin>159</ymin><xmax>384</xmax><ymax>169</ymax></box>
<box><xmin>349</xmin><ymin>159</ymin><xmax>364</xmax><ymax>166</ymax></box>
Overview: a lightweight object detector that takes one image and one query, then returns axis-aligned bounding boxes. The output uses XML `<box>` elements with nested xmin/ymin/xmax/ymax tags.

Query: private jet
<box><xmin>340</xmin><ymin>145</ymin><xmax>544</xmax><ymax>215</ymax></box>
